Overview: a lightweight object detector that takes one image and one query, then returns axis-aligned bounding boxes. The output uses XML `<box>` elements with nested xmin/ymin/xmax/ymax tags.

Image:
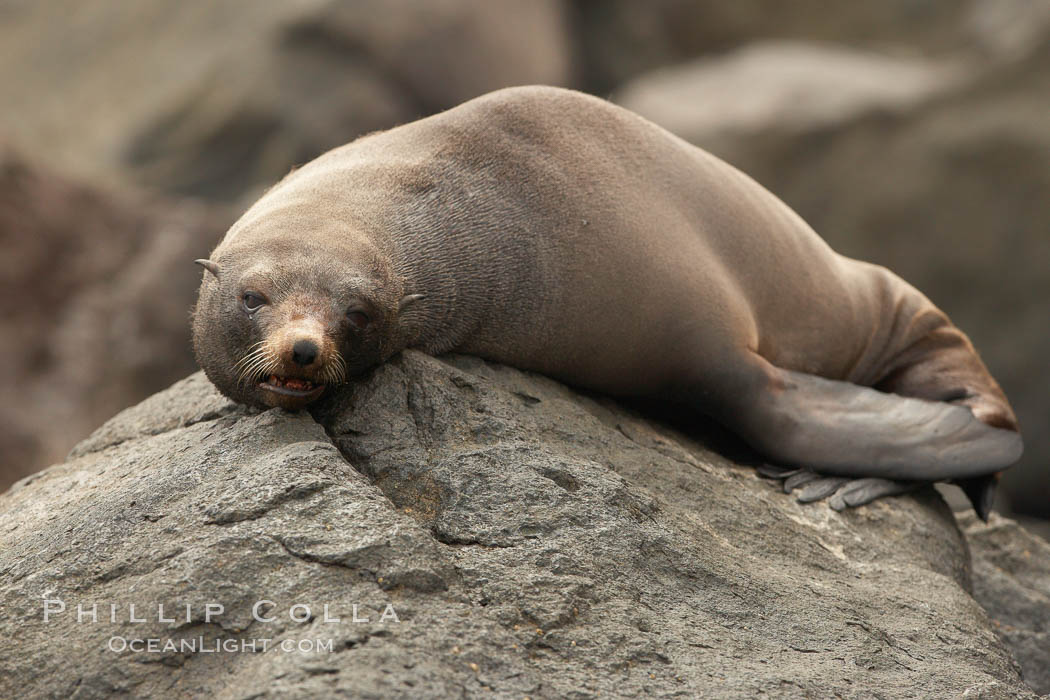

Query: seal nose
<box><xmin>291</xmin><ymin>339</ymin><xmax>319</xmax><ymax>367</ymax></box>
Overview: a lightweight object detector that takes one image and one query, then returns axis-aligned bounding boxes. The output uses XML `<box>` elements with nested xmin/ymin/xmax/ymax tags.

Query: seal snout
<box><xmin>246</xmin><ymin>315</ymin><xmax>347</xmax><ymax>409</ymax></box>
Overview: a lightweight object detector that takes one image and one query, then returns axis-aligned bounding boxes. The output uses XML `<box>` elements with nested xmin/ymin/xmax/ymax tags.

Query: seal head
<box><xmin>192</xmin><ymin>232</ymin><xmax>419</xmax><ymax>410</ymax></box>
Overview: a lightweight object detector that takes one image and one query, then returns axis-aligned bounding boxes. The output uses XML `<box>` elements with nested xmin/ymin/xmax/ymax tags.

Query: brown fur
<box><xmin>193</xmin><ymin>86</ymin><xmax>1020</xmax><ymax>508</ymax></box>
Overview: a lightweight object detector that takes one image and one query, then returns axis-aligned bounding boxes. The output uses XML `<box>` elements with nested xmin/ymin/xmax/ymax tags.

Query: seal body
<box><xmin>193</xmin><ymin>86</ymin><xmax>1021</xmax><ymax>516</ymax></box>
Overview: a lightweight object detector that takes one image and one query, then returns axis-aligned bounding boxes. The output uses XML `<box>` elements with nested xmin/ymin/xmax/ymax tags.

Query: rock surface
<box><xmin>1</xmin><ymin>352</ymin><xmax>1043</xmax><ymax>698</ymax></box>
<box><xmin>964</xmin><ymin>513</ymin><xmax>1050</xmax><ymax>695</ymax></box>
<box><xmin>570</xmin><ymin>0</ymin><xmax>1050</xmax><ymax>93</ymax></box>
<box><xmin>615</xmin><ymin>41</ymin><xmax>965</xmax><ymax>145</ymax></box>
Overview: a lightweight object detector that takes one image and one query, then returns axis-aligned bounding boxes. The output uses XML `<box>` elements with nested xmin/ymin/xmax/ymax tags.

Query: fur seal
<box><xmin>192</xmin><ymin>86</ymin><xmax>1021</xmax><ymax>519</ymax></box>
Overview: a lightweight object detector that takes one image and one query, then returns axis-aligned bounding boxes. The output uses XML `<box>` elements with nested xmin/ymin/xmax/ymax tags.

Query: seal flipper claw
<box><xmin>783</xmin><ymin>470</ymin><xmax>823</xmax><ymax>493</ymax></box>
<box><xmin>957</xmin><ymin>473</ymin><xmax>998</xmax><ymax>522</ymax></box>
<box><xmin>796</xmin><ymin>476</ymin><xmax>853</xmax><ymax>503</ymax></box>
<box><xmin>757</xmin><ymin>465</ymin><xmax>920</xmax><ymax>511</ymax></box>
<box><xmin>756</xmin><ymin>464</ymin><xmax>801</xmax><ymax>479</ymax></box>
<box><xmin>827</xmin><ymin>478</ymin><xmax>921</xmax><ymax>512</ymax></box>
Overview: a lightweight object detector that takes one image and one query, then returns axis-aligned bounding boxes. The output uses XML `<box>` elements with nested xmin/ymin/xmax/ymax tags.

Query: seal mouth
<box><xmin>259</xmin><ymin>374</ymin><xmax>326</xmax><ymax>401</ymax></box>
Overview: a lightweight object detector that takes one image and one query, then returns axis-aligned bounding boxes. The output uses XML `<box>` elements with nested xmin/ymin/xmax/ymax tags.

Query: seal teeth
<box><xmin>267</xmin><ymin>375</ymin><xmax>318</xmax><ymax>391</ymax></box>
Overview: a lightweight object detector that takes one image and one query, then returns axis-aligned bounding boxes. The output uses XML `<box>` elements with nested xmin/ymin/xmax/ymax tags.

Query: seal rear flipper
<box><xmin>956</xmin><ymin>473</ymin><xmax>999</xmax><ymax>522</ymax></box>
<box><xmin>759</xmin><ymin>467</ymin><xmax>921</xmax><ymax>511</ymax></box>
<box><xmin>826</xmin><ymin>478</ymin><xmax>923</xmax><ymax>511</ymax></box>
<box><xmin>734</xmin><ymin>364</ymin><xmax>1023</xmax><ymax>483</ymax></box>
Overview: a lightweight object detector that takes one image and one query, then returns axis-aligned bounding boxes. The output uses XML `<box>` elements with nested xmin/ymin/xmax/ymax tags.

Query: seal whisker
<box><xmin>237</xmin><ymin>345</ymin><xmax>278</xmax><ymax>387</ymax></box>
<box><xmin>236</xmin><ymin>350</ymin><xmax>266</xmax><ymax>378</ymax></box>
<box><xmin>237</xmin><ymin>363</ymin><xmax>260</xmax><ymax>387</ymax></box>
<box><xmin>233</xmin><ymin>343</ymin><xmax>268</xmax><ymax>377</ymax></box>
<box><xmin>259</xmin><ymin>353</ymin><xmax>282</xmax><ymax>379</ymax></box>
<box><xmin>328</xmin><ymin>353</ymin><xmax>347</xmax><ymax>385</ymax></box>
<box><xmin>256</xmin><ymin>354</ymin><xmax>281</xmax><ymax>379</ymax></box>
<box><xmin>233</xmin><ymin>340</ymin><xmax>266</xmax><ymax>363</ymax></box>
<box><xmin>236</xmin><ymin>357</ymin><xmax>265</xmax><ymax>382</ymax></box>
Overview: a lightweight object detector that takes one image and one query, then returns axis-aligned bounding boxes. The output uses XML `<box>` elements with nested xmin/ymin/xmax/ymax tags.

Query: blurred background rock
<box><xmin>1</xmin><ymin>0</ymin><xmax>1046</xmax><ymax>530</ymax></box>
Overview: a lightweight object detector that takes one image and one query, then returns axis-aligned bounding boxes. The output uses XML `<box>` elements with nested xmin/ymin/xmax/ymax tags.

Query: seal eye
<box><xmin>242</xmin><ymin>292</ymin><xmax>267</xmax><ymax>313</ymax></box>
<box><xmin>346</xmin><ymin>310</ymin><xmax>370</xmax><ymax>329</ymax></box>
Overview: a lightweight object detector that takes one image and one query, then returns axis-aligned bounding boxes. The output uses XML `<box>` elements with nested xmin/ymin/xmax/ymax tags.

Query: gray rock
<box><xmin>615</xmin><ymin>41</ymin><xmax>966</xmax><ymax>145</ymax></box>
<box><xmin>0</xmin><ymin>352</ymin><xmax>1042</xmax><ymax>698</ymax></box>
<box><xmin>0</xmin><ymin>148</ymin><xmax>232</xmax><ymax>492</ymax></box>
<box><xmin>964</xmin><ymin>513</ymin><xmax>1050</xmax><ymax>695</ymax></box>
<box><xmin>0</xmin><ymin>0</ymin><xmax>572</xmax><ymax>202</ymax></box>
<box><xmin>570</xmin><ymin>0</ymin><xmax>1050</xmax><ymax>94</ymax></box>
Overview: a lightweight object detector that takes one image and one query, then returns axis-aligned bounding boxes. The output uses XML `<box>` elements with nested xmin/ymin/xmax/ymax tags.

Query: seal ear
<box><xmin>398</xmin><ymin>293</ymin><xmax>426</xmax><ymax>312</ymax></box>
<box><xmin>195</xmin><ymin>259</ymin><xmax>221</xmax><ymax>279</ymax></box>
